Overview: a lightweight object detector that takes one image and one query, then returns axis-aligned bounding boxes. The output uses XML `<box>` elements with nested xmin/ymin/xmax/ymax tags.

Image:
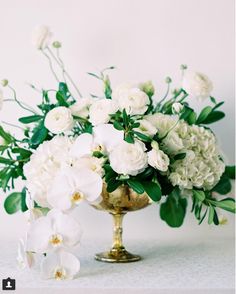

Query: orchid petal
<box><xmin>70</xmin><ymin>133</ymin><xmax>93</xmax><ymax>158</ymax></box>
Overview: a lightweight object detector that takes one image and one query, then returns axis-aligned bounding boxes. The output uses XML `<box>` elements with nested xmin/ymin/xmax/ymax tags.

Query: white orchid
<box><xmin>27</xmin><ymin>209</ymin><xmax>82</xmax><ymax>253</ymax></box>
<box><xmin>47</xmin><ymin>167</ymin><xmax>103</xmax><ymax>211</ymax></box>
<box><xmin>70</xmin><ymin>123</ymin><xmax>124</xmax><ymax>158</ymax></box>
<box><xmin>17</xmin><ymin>238</ymin><xmax>35</xmax><ymax>269</ymax></box>
<box><xmin>41</xmin><ymin>250</ymin><xmax>80</xmax><ymax>280</ymax></box>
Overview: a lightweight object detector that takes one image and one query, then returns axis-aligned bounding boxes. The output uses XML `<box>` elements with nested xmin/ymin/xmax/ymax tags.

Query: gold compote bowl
<box><xmin>91</xmin><ymin>184</ymin><xmax>151</xmax><ymax>263</ymax></box>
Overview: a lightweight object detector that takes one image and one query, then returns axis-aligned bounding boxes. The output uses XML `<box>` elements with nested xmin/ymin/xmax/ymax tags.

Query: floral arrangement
<box><xmin>0</xmin><ymin>26</ymin><xmax>235</xmax><ymax>280</ymax></box>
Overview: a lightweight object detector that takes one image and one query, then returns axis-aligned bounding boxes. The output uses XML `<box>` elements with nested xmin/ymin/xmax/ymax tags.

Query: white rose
<box><xmin>89</xmin><ymin>99</ymin><xmax>118</xmax><ymax>126</ymax></box>
<box><xmin>182</xmin><ymin>71</ymin><xmax>213</xmax><ymax>100</ymax></box>
<box><xmin>134</xmin><ymin>119</ymin><xmax>157</xmax><ymax>137</ymax></box>
<box><xmin>70</xmin><ymin>98</ymin><xmax>92</xmax><ymax>119</ymax></box>
<box><xmin>147</xmin><ymin>149</ymin><xmax>169</xmax><ymax>172</ymax></box>
<box><xmin>172</xmin><ymin>102</ymin><xmax>184</xmax><ymax>114</ymax></box>
<box><xmin>112</xmin><ymin>84</ymin><xmax>149</xmax><ymax>115</ymax></box>
<box><xmin>109</xmin><ymin>140</ymin><xmax>148</xmax><ymax>176</ymax></box>
<box><xmin>0</xmin><ymin>89</ymin><xmax>3</xmax><ymax>110</ymax></box>
<box><xmin>45</xmin><ymin>106</ymin><xmax>74</xmax><ymax>134</ymax></box>
<box><xmin>32</xmin><ymin>25</ymin><xmax>52</xmax><ymax>49</ymax></box>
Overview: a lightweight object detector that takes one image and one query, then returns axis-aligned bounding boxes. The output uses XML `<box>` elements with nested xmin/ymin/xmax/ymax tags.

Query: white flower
<box><xmin>89</xmin><ymin>99</ymin><xmax>118</xmax><ymax>126</ymax></box>
<box><xmin>109</xmin><ymin>140</ymin><xmax>148</xmax><ymax>176</ymax></box>
<box><xmin>70</xmin><ymin>98</ymin><xmax>92</xmax><ymax>119</ymax></box>
<box><xmin>45</xmin><ymin>107</ymin><xmax>74</xmax><ymax>134</ymax></box>
<box><xmin>27</xmin><ymin>209</ymin><xmax>82</xmax><ymax>253</ymax></box>
<box><xmin>146</xmin><ymin>113</ymin><xmax>177</xmax><ymax>138</ymax></box>
<box><xmin>17</xmin><ymin>238</ymin><xmax>34</xmax><ymax>269</ymax></box>
<box><xmin>134</xmin><ymin>119</ymin><xmax>157</xmax><ymax>137</ymax></box>
<box><xmin>112</xmin><ymin>84</ymin><xmax>149</xmax><ymax>115</ymax></box>
<box><xmin>147</xmin><ymin>149</ymin><xmax>169</xmax><ymax>172</ymax></box>
<box><xmin>24</xmin><ymin>136</ymin><xmax>73</xmax><ymax>207</ymax></box>
<box><xmin>162</xmin><ymin>131</ymin><xmax>184</xmax><ymax>154</ymax></box>
<box><xmin>47</xmin><ymin>167</ymin><xmax>103</xmax><ymax>211</ymax></box>
<box><xmin>172</xmin><ymin>102</ymin><xmax>184</xmax><ymax>114</ymax></box>
<box><xmin>0</xmin><ymin>89</ymin><xmax>3</xmax><ymax>110</ymax></box>
<box><xmin>182</xmin><ymin>71</ymin><xmax>213</xmax><ymax>100</ymax></box>
<box><xmin>73</xmin><ymin>156</ymin><xmax>105</xmax><ymax>176</ymax></box>
<box><xmin>70</xmin><ymin>124</ymin><xmax>124</xmax><ymax>158</ymax></box>
<box><xmin>32</xmin><ymin>25</ymin><xmax>52</xmax><ymax>49</ymax></box>
<box><xmin>41</xmin><ymin>250</ymin><xmax>80</xmax><ymax>280</ymax></box>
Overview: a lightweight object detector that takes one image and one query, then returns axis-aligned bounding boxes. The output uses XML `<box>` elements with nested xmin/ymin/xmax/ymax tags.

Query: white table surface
<box><xmin>0</xmin><ymin>235</ymin><xmax>234</xmax><ymax>294</ymax></box>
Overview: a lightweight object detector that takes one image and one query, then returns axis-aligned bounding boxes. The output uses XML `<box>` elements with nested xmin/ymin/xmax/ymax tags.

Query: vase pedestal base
<box><xmin>95</xmin><ymin>248</ymin><xmax>141</xmax><ymax>263</ymax></box>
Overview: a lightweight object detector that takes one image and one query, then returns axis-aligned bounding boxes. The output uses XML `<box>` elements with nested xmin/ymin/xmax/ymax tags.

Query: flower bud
<box><xmin>52</xmin><ymin>41</ymin><xmax>62</xmax><ymax>48</ymax></box>
<box><xmin>180</xmin><ymin>64</ymin><xmax>188</xmax><ymax>70</ymax></box>
<box><xmin>172</xmin><ymin>102</ymin><xmax>184</xmax><ymax>114</ymax></box>
<box><xmin>1</xmin><ymin>79</ymin><xmax>8</xmax><ymax>87</ymax></box>
<box><xmin>165</xmin><ymin>77</ymin><xmax>172</xmax><ymax>84</ymax></box>
<box><xmin>151</xmin><ymin>140</ymin><xmax>159</xmax><ymax>150</ymax></box>
<box><xmin>139</xmin><ymin>81</ymin><xmax>155</xmax><ymax>97</ymax></box>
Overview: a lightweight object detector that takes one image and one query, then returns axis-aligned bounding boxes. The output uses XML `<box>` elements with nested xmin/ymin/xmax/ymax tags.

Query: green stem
<box><xmin>1</xmin><ymin>121</ymin><xmax>25</xmax><ymax>131</ymax></box>
<box><xmin>3</xmin><ymin>98</ymin><xmax>38</xmax><ymax>114</ymax></box>
<box><xmin>154</xmin><ymin>83</ymin><xmax>170</xmax><ymax>112</ymax></box>
<box><xmin>46</xmin><ymin>47</ymin><xmax>82</xmax><ymax>98</ymax></box>
<box><xmin>7</xmin><ymin>86</ymin><xmax>38</xmax><ymax>114</ymax></box>
<box><xmin>41</xmin><ymin>49</ymin><xmax>60</xmax><ymax>82</ymax></box>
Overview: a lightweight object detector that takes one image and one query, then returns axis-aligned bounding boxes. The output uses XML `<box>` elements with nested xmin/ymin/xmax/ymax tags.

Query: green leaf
<box><xmin>0</xmin><ymin>157</ymin><xmax>14</xmax><ymax>165</ymax></box>
<box><xmin>180</xmin><ymin>107</ymin><xmax>193</xmax><ymax>121</ymax></box>
<box><xmin>113</xmin><ymin>121</ymin><xmax>124</xmax><ymax>131</ymax></box>
<box><xmin>106</xmin><ymin>179</ymin><xmax>121</xmax><ymax>193</ymax></box>
<box><xmin>208</xmin><ymin>205</ymin><xmax>215</xmax><ymax>224</ymax></box>
<box><xmin>21</xmin><ymin>187</ymin><xmax>28</xmax><ymax>212</ymax></box>
<box><xmin>142</xmin><ymin>181</ymin><xmax>162</xmax><ymax>202</ymax></box>
<box><xmin>193</xmin><ymin>190</ymin><xmax>205</xmax><ymax>202</ymax></box>
<box><xmin>59</xmin><ymin>82</ymin><xmax>69</xmax><ymax>97</ymax></box>
<box><xmin>174</xmin><ymin>153</ymin><xmax>186</xmax><ymax>160</ymax></box>
<box><xmin>213</xmin><ymin>209</ymin><xmax>219</xmax><ymax>225</ymax></box>
<box><xmin>125</xmin><ymin>133</ymin><xmax>134</xmax><ymax>144</ymax></box>
<box><xmin>19</xmin><ymin>115</ymin><xmax>43</xmax><ymax>124</ymax></box>
<box><xmin>31</xmin><ymin>126</ymin><xmax>48</xmax><ymax>146</ymax></box>
<box><xmin>160</xmin><ymin>189</ymin><xmax>187</xmax><ymax>227</ymax></box>
<box><xmin>133</xmin><ymin>131</ymin><xmax>152</xmax><ymax>142</ymax></box>
<box><xmin>212</xmin><ymin>101</ymin><xmax>224</xmax><ymax>111</ymax></box>
<box><xmin>210</xmin><ymin>96</ymin><xmax>216</xmax><ymax>104</ymax></box>
<box><xmin>202</xmin><ymin>111</ymin><xmax>225</xmax><ymax>124</ymax></box>
<box><xmin>196</xmin><ymin>106</ymin><xmax>212</xmax><ymax>124</ymax></box>
<box><xmin>187</xmin><ymin>111</ymin><xmax>197</xmax><ymax>125</ymax></box>
<box><xmin>225</xmin><ymin>166</ymin><xmax>235</xmax><ymax>179</ymax></box>
<box><xmin>198</xmin><ymin>207</ymin><xmax>208</xmax><ymax>225</ymax></box>
<box><xmin>4</xmin><ymin>192</ymin><xmax>22</xmax><ymax>214</ymax></box>
<box><xmin>212</xmin><ymin>174</ymin><xmax>231</xmax><ymax>195</ymax></box>
<box><xmin>56</xmin><ymin>91</ymin><xmax>68</xmax><ymax>106</ymax></box>
<box><xmin>0</xmin><ymin>126</ymin><xmax>14</xmax><ymax>144</ymax></box>
<box><xmin>87</xmin><ymin>72</ymin><xmax>102</xmax><ymax>80</ymax></box>
<box><xmin>209</xmin><ymin>198</ymin><xmax>235</xmax><ymax>213</ymax></box>
<box><xmin>127</xmin><ymin>179</ymin><xmax>144</xmax><ymax>194</ymax></box>
<box><xmin>12</xmin><ymin>148</ymin><xmax>32</xmax><ymax>159</ymax></box>
<box><xmin>122</xmin><ymin>109</ymin><xmax>129</xmax><ymax>127</ymax></box>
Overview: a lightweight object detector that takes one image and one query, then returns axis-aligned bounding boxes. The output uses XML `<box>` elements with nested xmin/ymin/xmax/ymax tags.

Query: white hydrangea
<box><xmin>167</xmin><ymin>122</ymin><xmax>225</xmax><ymax>190</ymax></box>
<box><xmin>23</xmin><ymin>136</ymin><xmax>73</xmax><ymax>207</ymax></box>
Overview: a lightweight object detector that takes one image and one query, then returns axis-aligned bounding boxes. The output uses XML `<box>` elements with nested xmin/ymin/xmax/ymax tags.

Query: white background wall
<box><xmin>0</xmin><ymin>0</ymin><xmax>234</xmax><ymax>243</ymax></box>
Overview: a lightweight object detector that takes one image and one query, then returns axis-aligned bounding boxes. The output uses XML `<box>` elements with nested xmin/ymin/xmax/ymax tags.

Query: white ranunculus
<box><xmin>32</xmin><ymin>25</ymin><xmax>52</xmax><ymax>49</ymax></box>
<box><xmin>89</xmin><ymin>99</ymin><xmax>118</xmax><ymax>126</ymax></box>
<box><xmin>47</xmin><ymin>167</ymin><xmax>103</xmax><ymax>211</ymax></box>
<box><xmin>41</xmin><ymin>250</ymin><xmax>80</xmax><ymax>280</ymax></box>
<box><xmin>24</xmin><ymin>136</ymin><xmax>73</xmax><ymax>207</ymax></box>
<box><xmin>45</xmin><ymin>107</ymin><xmax>74</xmax><ymax>134</ymax></box>
<box><xmin>147</xmin><ymin>149</ymin><xmax>169</xmax><ymax>172</ymax></box>
<box><xmin>172</xmin><ymin>102</ymin><xmax>184</xmax><ymax>114</ymax></box>
<box><xmin>0</xmin><ymin>89</ymin><xmax>3</xmax><ymax>110</ymax></box>
<box><xmin>27</xmin><ymin>209</ymin><xmax>82</xmax><ymax>253</ymax></box>
<box><xmin>112</xmin><ymin>84</ymin><xmax>149</xmax><ymax>115</ymax></box>
<box><xmin>109</xmin><ymin>140</ymin><xmax>148</xmax><ymax>176</ymax></box>
<box><xmin>182</xmin><ymin>71</ymin><xmax>213</xmax><ymax>100</ymax></box>
<box><xmin>134</xmin><ymin>119</ymin><xmax>157</xmax><ymax>137</ymax></box>
<box><xmin>146</xmin><ymin>113</ymin><xmax>177</xmax><ymax>138</ymax></box>
<box><xmin>70</xmin><ymin>98</ymin><xmax>92</xmax><ymax>119</ymax></box>
<box><xmin>163</xmin><ymin>131</ymin><xmax>184</xmax><ymax>154</ymax></box>
<box><xmin>70</xmin><ymin>124</ymin><xmax>124</xmax><ymax>158</ymax></box>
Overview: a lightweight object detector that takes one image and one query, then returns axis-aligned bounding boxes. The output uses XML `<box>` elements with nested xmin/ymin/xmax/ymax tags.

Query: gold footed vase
<box><xmin>91</xmin><ymin>184</ymin><xmax>151</xmax><ymax>263</ymax></box>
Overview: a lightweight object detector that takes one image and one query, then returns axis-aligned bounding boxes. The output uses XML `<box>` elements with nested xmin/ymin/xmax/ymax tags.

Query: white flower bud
<box><xmin>1</xmin><ymin>79</ymin><xmax>8</xmax><ymax>87</ymax></box>
<box><xmin>172</xmin><ymin>102</ymin><xmax>184</xmax><ymax>114</ymax></box>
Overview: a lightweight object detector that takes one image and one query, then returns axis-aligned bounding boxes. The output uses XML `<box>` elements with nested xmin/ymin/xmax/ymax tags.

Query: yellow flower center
<box><xmin>71</xmin><ymin>191</ymin><xmax>84</xmax><ymax>204</ymax></box>
<box><xmin>49</xmin><ymin>234</ymin><xmax>63</xmax><ymax>246</ymax></box>
<box><xmin>54</xmin><ymin>268</ymin><xmax>66</xmax><ymax>280</ymax></box>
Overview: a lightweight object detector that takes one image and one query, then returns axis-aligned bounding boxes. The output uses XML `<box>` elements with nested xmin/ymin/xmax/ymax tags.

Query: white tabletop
<box><xmin>0</xmin><ymin>235</ymin><xmax>234</xmax><ymax>294</ymax></box>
